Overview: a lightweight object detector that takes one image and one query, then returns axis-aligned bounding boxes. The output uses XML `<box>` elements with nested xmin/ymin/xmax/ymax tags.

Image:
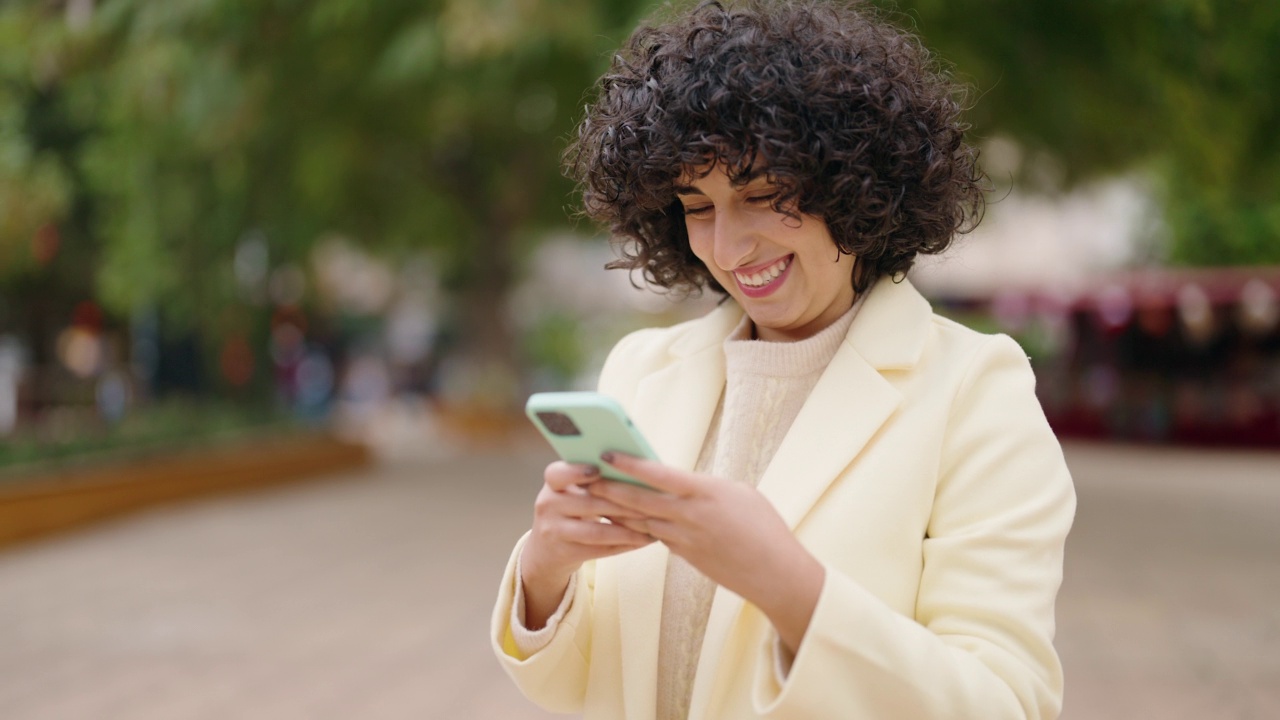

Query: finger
<box><xmin>593</xmin><ymin>541</ymin><xmax>657</xmax><ymax>559</ymax></box>
<box><xmin>600</xmin><ymin>452</ymin><xmax>699</xmax><ymax>497</ymax></box>
<box><xmin>639</xmin><ymin>517</ymin><xmax>682</xmax><ymax>546</ymax></box>
<box><xmin>558</xmin><ymin>492</ymin><xmax>648</xmax><ymax>521</ymax></box>
<box><xmin>561</xmin><ymin>517</ymin><xmax>653</xmax><ymax>547</ymax></box>
<box><xmin>587</xmin><ymin>477</ymin><xmax>681</xmax><ymax>519</ymax></box>
<box><xmin>544</xmin><ymin>460</ymin><xmax>601</xmax><ymax>492</ymax></box>
<box><xmin>608</xmin><ymin>516</ymin><xmax>652</xmax><ymax>536</ymax></box>
<box><xmin>535</xmin><ymin>486</ymin><xmax>640</xmax><ymax>524</ymax></box>
<box><xmin>613</xmin><ymin>514</ymin><xmax>687</xmax><ymax>544</ymax></box>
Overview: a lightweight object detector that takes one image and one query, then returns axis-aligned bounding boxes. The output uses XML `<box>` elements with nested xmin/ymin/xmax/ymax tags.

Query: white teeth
<box><xmin>736</xmin><ymin>257</ymin><xmax>789</xmax><ymax>287</ymax></box>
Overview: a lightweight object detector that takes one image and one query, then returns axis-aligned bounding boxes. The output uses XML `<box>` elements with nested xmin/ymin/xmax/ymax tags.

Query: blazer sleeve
<box><xmin>750</xmin><ymin>334</ymin><xmax>1077</xmax><ymax>720</ymax></box>
<box><xmin>488</xmin><ymin>329</ymin><xmax>656</xmax><ymax>712</ymax></box>
<box><xmin>489</xmin><ymin>532</ymin><xmax>597</xmax><ymax>713</ymax></box>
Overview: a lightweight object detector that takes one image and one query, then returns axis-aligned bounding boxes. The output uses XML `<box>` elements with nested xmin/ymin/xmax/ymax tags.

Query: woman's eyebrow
<box><xmin>674</xmin><ymin>175</ymin><xmax>770</xmax><ymax>196</ymax></box>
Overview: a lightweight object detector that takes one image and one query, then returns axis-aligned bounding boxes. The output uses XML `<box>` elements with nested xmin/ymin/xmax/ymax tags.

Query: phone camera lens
<box><xmin>536</xmin><ymin>411</ymin><xmax>581</xmax><ymax>437</ymax></box>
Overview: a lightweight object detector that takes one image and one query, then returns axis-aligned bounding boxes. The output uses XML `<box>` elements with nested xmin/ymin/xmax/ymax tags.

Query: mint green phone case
<box><xmin>525</xmin><ymin>392</ymin><xmax>659</xmax><ymax>488</ymax></box>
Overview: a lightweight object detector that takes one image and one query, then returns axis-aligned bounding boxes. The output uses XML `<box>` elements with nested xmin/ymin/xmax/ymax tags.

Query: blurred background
<box><xmin>0</xmin><ymin>1</ymin><xmax>1276</xmax><ymax>718</ymax></box>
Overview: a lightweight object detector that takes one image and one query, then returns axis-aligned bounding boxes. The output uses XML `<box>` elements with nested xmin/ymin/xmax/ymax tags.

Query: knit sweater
<box><xmin>512</xmin><ymin>295</ymin><xmax>866</xmax><ymax>720</ymax></box>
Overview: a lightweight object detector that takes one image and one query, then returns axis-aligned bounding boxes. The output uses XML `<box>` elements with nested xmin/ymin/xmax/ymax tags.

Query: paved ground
<box><xmin>1055</xmin><ymin>444</ymin><xmax>1280</xmax><ymax>720</ymax></box>
<box><xmin>0</xmin><ymin>439</ymin><xmax>1276</xmax><ymax>719</ymax></box>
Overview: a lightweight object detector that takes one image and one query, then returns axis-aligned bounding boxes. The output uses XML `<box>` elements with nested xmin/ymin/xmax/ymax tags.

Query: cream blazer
<box><xmin>491</xmin><ymin>276</ymin><xmax>1076</xmax><ymax>719</ymax></box>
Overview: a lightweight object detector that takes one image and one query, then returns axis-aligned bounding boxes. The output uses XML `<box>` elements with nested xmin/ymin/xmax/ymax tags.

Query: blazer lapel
<box><xmin>686</xmin><ymin>584</ymin><xmax>748</xmax><ymax>719</ymax></box>
<box><xmin>756</xmin><ymin>343</ymin><xmax>900</xmax><ymax>528</ymax></box>
<box><xmin>688</xmin><ymin>277</ymin><xmax>933</xmax><ymax>718</ymax></box>
<box><xmin>686</xmin><ymin>347</ymin><xmax>899</xmax><ymax>719</ymax></box>
<box><xmin>613</xmin><ymin>542</ymin><xmax>668</xmax><ymax>719</ymax></box>
<box><xmin>615</xmin><ymin>302</ymin><xmax>739</xmax><ymax>718</ymax></box>
<box><xmin>756</xmin><ymin>275</ymin><xmax>932</xmax><ymax>530</ymax></box>
<box><xmin>629</xmin><ymin>345</ymin><xmax>726</xmax><ymax>472</ymax></box>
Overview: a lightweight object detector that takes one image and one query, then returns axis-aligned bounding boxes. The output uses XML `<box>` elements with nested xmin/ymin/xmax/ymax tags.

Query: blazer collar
<box><xmin>629</xmin><ymin>300</ymin><xmax>740</xmax><ymax>473</ymax></box>
<box><xmin>756</xmin><ymin>274</ymin><xmax>933</xmax><ymax>528</ymax></box>
<box><xmin>632</xmin><ymin>275</ymin><xmax>933</xmax><ymax>521</ymax></box>
<box><xmin>845</xmin><ymin>275</ymin><xmax>932</xmax><ymax>370</ymax></box>
<box><xmin>668</xmin><ymin>299</ymin><xmax>745</xmax><ymax>358</ymax></box>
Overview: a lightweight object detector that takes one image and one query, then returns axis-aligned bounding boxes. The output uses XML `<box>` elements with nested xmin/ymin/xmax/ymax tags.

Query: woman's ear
<box><xmin>848</xmin><ymin>255</ymin><xmax>866</xmax><ymax>293</ymax></box>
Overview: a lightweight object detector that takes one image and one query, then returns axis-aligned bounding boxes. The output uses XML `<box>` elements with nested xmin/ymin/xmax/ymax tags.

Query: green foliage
<box><xmin>2</xmin><ymin>0</ymin><xmax>1275</xmax><ymax>378</ymax></box>
<box><xmin>0</xmin><ymin>10</ymin><xmax>74</xmax><ymax>275</ymax></box>
<box><xmin>0</xmin><ymin>0</ymin><xmax>653</xmax><ymax>348</ymax></box>
<box><xmin>886</xmin><ymin>0</ymin><xmax>1280</xmax><ymax>265</ymax></box>
<box><xmin>0</xmin><ymin>397</ymin><xmax>296</xmax><ymax>476</ymax></box>
<box><xmin>524</xmin><ymin>311</ymin><xmax>586</xmax><ymax>386</ymax></box>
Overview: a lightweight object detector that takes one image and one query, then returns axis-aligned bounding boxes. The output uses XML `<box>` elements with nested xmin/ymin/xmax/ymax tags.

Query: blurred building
<box><xmin>930</xmin><ymin>267</ymin><xmax>1280</xmax><ymax>447</ymax></box>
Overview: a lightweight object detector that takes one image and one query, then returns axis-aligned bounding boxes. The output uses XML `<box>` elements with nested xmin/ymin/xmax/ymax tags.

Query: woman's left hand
<box><xmin>586</xmin><ymin>452</ymin><xmax>825</xmax><ymax>654</ymax></box>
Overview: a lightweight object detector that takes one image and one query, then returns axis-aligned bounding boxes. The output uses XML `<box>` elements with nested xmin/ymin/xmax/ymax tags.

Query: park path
<box><xmin>0</xmin><ymin>439</ymin><xmax>1276</xmax><ymax>719</ymax></box>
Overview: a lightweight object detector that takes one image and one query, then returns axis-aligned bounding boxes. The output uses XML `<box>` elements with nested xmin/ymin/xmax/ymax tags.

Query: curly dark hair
<box><xmin>565</xmin><ymin>0</ymin><xmax>986</xmax><ymax>295</ymax></box>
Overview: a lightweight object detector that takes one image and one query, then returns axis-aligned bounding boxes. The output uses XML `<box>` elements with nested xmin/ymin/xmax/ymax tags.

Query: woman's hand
<box><xmin>519</xmin><ymin>461</ymin><xmax>655</xmax><ymax>629</ymax></box>
<box><xmin>587</xmin><ymin>453</ymin><xmax>825</xmax><ymax>655</ymax></box>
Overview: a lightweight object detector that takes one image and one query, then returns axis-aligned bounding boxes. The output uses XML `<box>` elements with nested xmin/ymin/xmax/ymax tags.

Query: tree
<box><xmin>882</xmin><ymin>0</ymin><xmax>1280</xmax><ymax>266</ymax></box>
<box><xmin>4</xmin><ymin>0</ymin><xmax>1276</xmax><ymax>407</ymax></box>
<box><xmin>2</xmin><ymin>0</ymin><xmax>652</xmax><ymax>401</ymax></box>
<box><xmin>0</xmin><ymin>7</ymin><xmax>100</xmax><ymax>370</ymax></box>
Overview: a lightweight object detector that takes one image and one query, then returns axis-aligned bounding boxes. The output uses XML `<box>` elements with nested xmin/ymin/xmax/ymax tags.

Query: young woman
<box><xmin>490</xmin><ymin>2</ymin><xmax>1076</xmax><ymax>718</ymax></box>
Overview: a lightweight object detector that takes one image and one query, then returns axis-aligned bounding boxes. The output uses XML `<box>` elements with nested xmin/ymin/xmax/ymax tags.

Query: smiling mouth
<box><xmin>734</xmin><ymin>256</ymin><xmax>792</xmax><ymax>288</ymax></box>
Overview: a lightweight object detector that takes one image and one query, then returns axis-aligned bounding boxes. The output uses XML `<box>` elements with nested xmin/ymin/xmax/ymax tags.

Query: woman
<box><xmin>490</xmin><ymin>2</ymin><xmax>1076</xmax><ymax>718</ymax></box>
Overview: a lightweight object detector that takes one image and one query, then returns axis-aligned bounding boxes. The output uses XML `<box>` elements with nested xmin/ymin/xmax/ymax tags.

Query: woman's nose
<box><xmin>712</xmin><ymin>210</ymin><xmax>755</xmax><ymax>271</ymax></box>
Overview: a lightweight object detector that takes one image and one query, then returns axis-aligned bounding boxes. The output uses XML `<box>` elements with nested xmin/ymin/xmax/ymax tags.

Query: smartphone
<box><xmin>525</xmin><ymin>391</ymin><xmax>659</xmax><ymax>488</ymax></box>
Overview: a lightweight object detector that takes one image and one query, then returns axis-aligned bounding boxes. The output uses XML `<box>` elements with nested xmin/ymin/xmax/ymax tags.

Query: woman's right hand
<box><xmin>519</xmin><ymin>461</ymin><xmax>655</xmax><ymax>629</ymax></box>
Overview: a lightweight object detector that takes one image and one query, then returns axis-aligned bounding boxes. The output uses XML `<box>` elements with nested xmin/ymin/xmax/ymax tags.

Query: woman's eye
<box><xmin>683</xmin><ymin>205</ymin><xmax>712</xmax><ymax>217</ymax></box>
<box><xmin>747</xmin><ymin>192</ymin><xmax>779</xmax><ymax>205</ymax></box>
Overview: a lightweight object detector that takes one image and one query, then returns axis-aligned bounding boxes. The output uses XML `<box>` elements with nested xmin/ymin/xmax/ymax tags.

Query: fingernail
<box><xmin>600</xmin><ymin>451</ymin><xmax>615</xmax><ymax>464</ymax></box>
<box><xmin>582</xmin><ymin>465</ymin><xmax>600</xmax><ymax>477</ymax></box>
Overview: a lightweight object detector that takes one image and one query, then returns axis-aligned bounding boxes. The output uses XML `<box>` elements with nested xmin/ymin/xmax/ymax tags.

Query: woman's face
<box><xmin>677</xmin><ymin>165</ymin><xmax>857</xmax><ymax>342</ymax></box>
